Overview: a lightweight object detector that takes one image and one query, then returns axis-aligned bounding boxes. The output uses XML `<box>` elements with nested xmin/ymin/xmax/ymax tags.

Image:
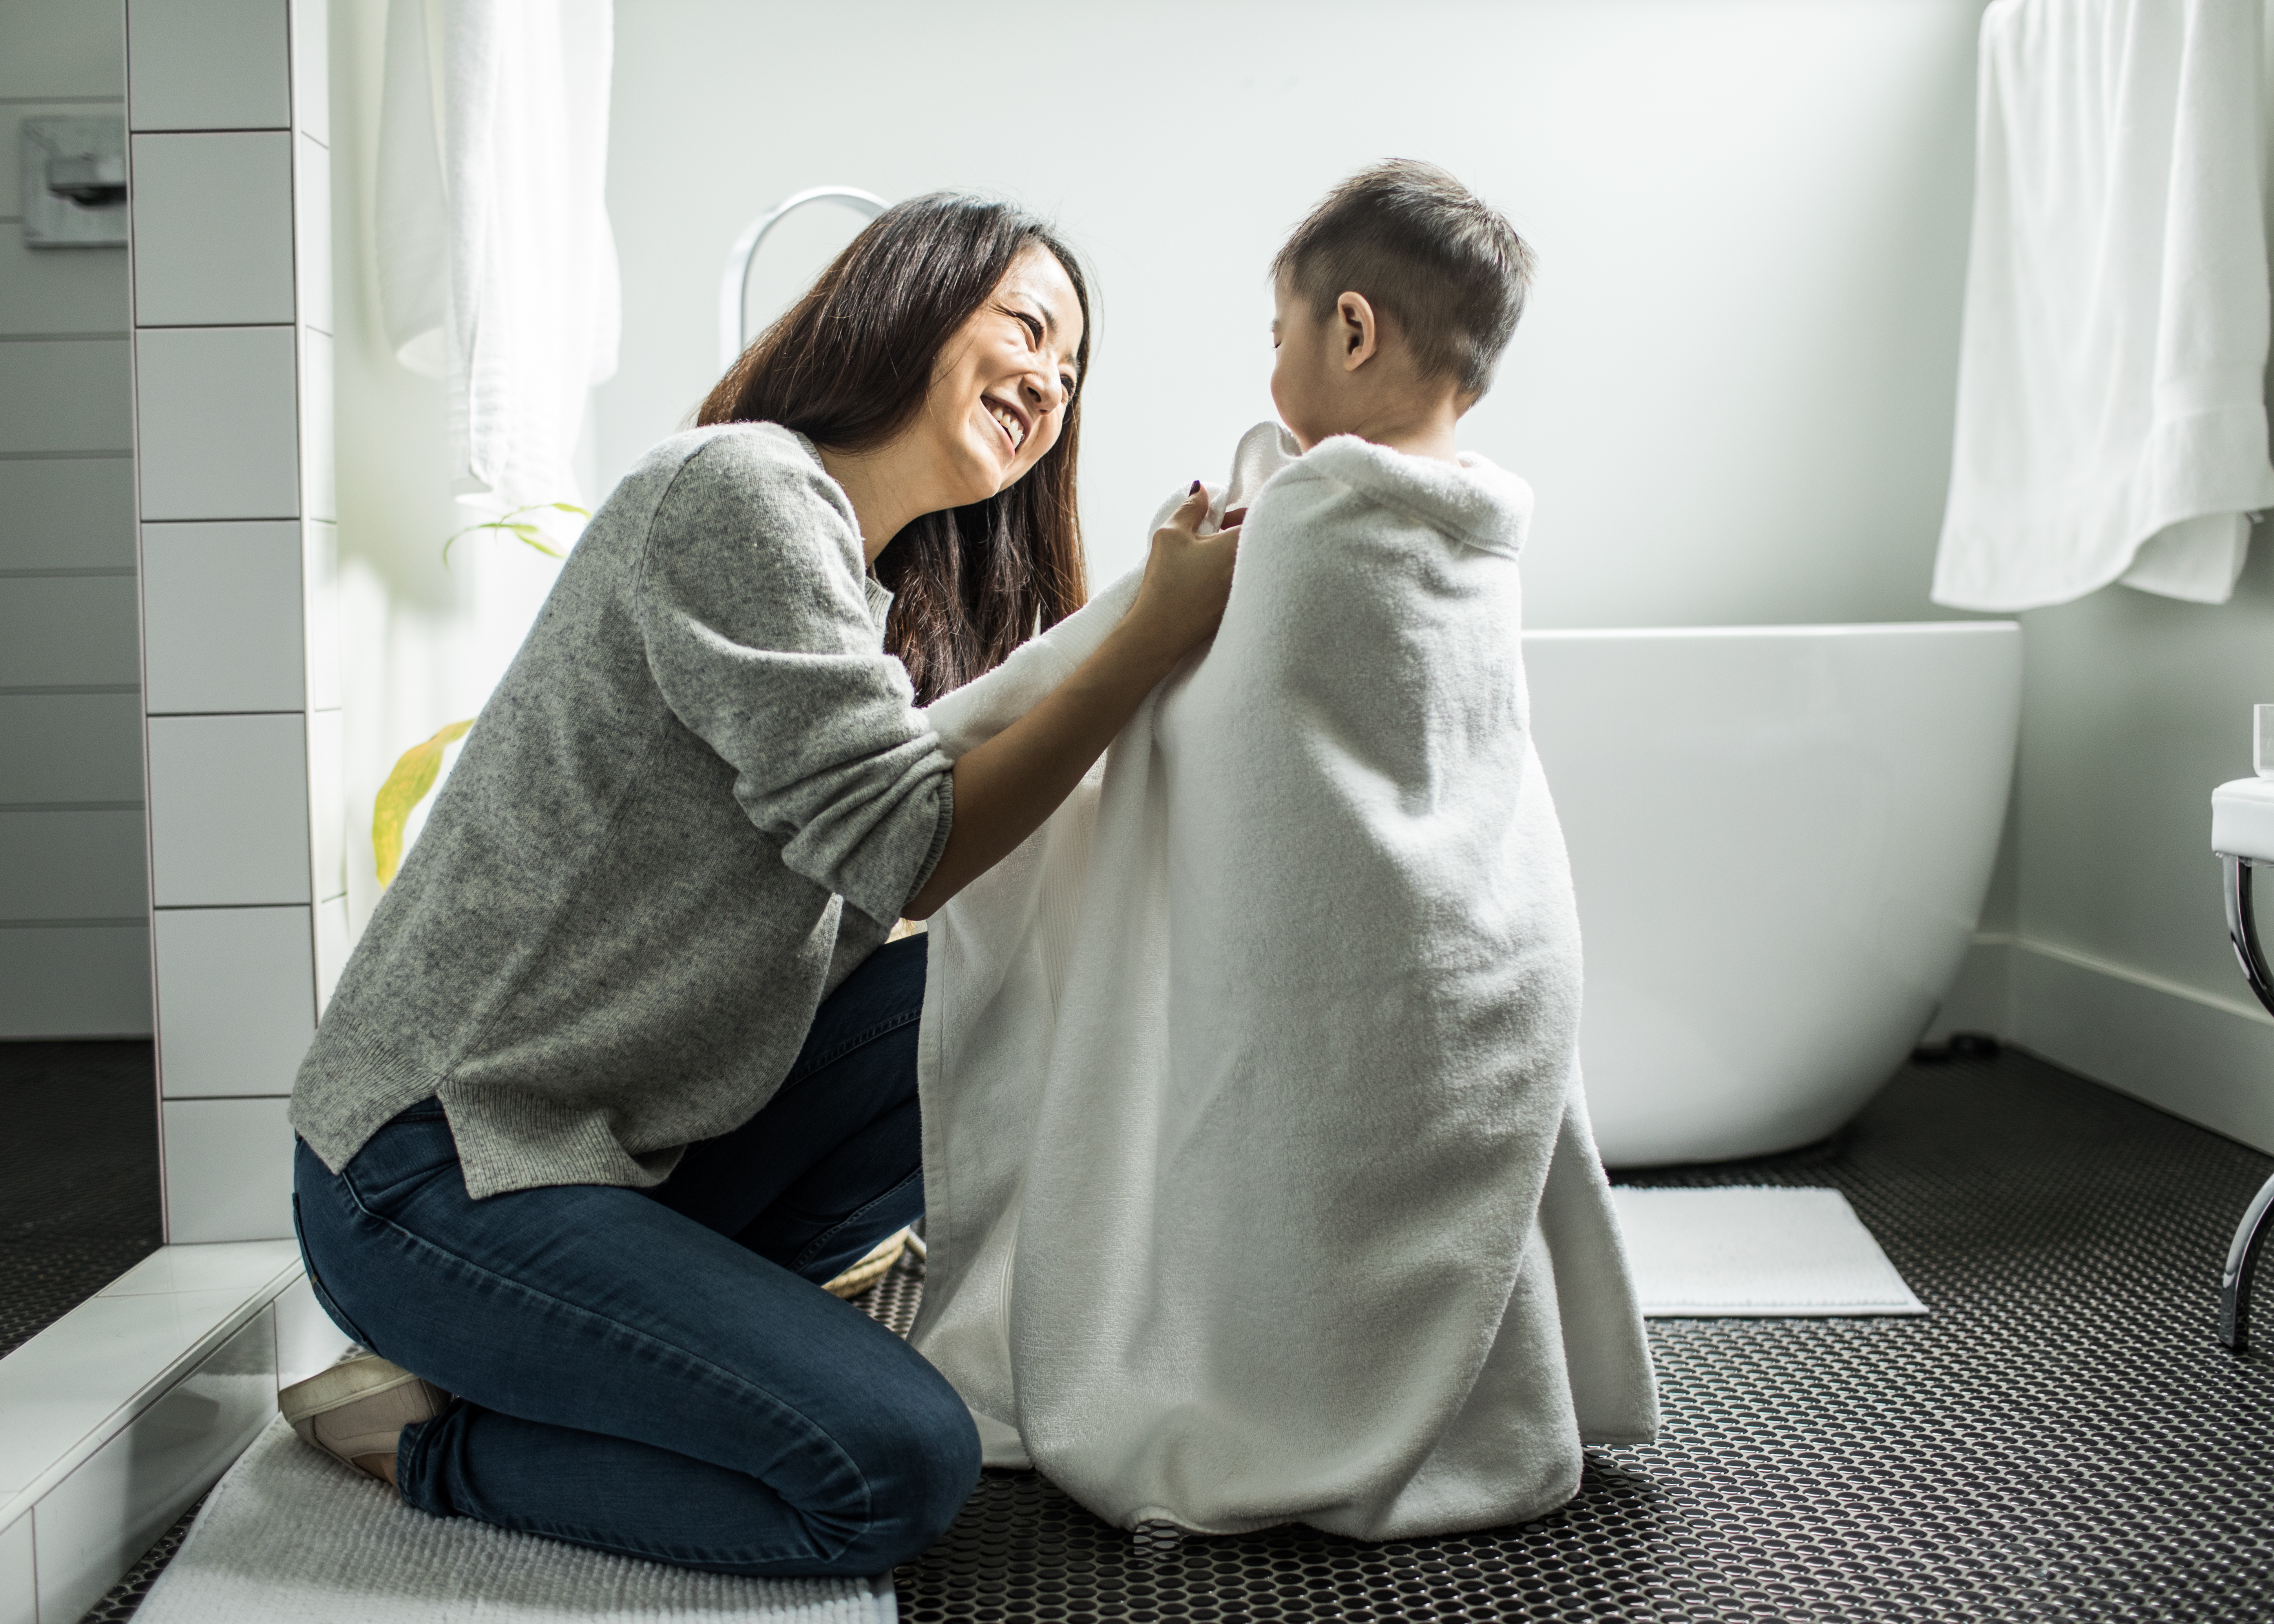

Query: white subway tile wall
<box><xmin>0</xmin><ymin>695</ymin><xmax>142</xmax><ymax>802</ymax></box>
<box><xmin>0</xmin><ymin>223</ymin><xmax>130</xmax><ymax>334</ymax></box>
<box><xmin>303</xmin><ymin>519</ymin><xmax>340</xmax><ymax>709</ymax></box>
<box><xmin>298</xmin><ymin>325</ymin><xmax>334</xmax><ymax>519</ymax></box>
<box><xmin>0</xmin><ymin>928</ymin><xmax>151</xmax><ymax>1038</ymax></box>
<box><xmin>0</xmin><ymin>339</ymin><xmax>132</xmax><ymax>453</ymax></box>
<box><xmin>314</xmin><ymin>892</ymin><xmax>348</xmax><ymax>1011</ymax></box>
<box><xmin>0</xmin><ymin>0</ymin><xmax>149</xmax><ymax>1042</ymax></box>
<box><xmin>142</xmin><ymin>521</ymin><xmax>306</xmax><ymax>714</ymax></box>
<box><xmin>286</xmin><ymin>0</ymin><xmax>327</xmax><ymax>145</ymax></box>
<box><xmin>128</xmin><ymin>0</ymin><xmax>343</xmax><ymax>1242</ymax></box>
<box><xmin>0</xmin><ymin>9</ymin><xmax>354</xmax><ymax>1614</ymax></box>
<box><xmin>0</xmin><ymin>460</ymin><xmax>135</xmax><ymax>571</ymax></box>
<box><xmin>0</xmin><ymin>576</ymin><xmax>139</xmax><ymax>688</ymax></box>
<box><xmin>0</xmin><ymin>2</ymin><xmax>124</xmax><ymax>100</ymax></box>
<box><xmin>158</xmin><ymin>1099</ymin><xmax>297</xmax><ymax>1245</ymax></box>
<box><xmin>130</xmin><ymin>131</ymin><xmax>296</xmax><ymax>326</ymax></box>
<box><xmin>307</xmin><ymin>706</ymin><xmax>343</xmax><ymax>901</ymax></box>
<box><xmin>0</xmin><ymin>810</ymin><xmax>146</xmax><ymax>919</ymax></box>
<box><xmin>145</xmin><ymin>713</ymin><xmax>312</xmax><ymax>907</ymax></box>
<box><xmin>152</xmin><ymin>907</ymin><xmax>315</xmax><ymax>1098</ymax></box>
<box><xmin>294</xmin><ymin>130</ymin><xmax>331</xmax><ymax>334</ymax></box>
<box><xmin>134</xmin><ymin>325</ymin><xmax>301</xmax><ymax>519</ymax></box>
<box><xmin>125</xmin><ymin>0</ymin><xmax>290</xmax><ymax>132</ymax></box>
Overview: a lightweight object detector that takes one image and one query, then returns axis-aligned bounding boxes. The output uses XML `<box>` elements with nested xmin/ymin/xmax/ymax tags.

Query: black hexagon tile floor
<box><xmin>79</xmin><ymin>1049</ymin><xmax>2274</xmax><ymax>1622</ymax></box>
<box><xmin>888</xmin><ymin>1051</ymin><xmax>2274</xmax><ymax>1624</ymax></box>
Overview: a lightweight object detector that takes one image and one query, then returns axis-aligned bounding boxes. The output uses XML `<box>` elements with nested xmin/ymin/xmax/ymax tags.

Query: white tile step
<box><xmin>0</xmin><ymin>1241</ymin><xmax>352</xmax><ymax>1624</ymax></box>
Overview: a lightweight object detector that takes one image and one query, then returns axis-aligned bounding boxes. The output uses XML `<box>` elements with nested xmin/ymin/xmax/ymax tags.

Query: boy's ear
<box><xmin>1335</xmin><ymin>291</ymin><xmax>1379</xmax><ymax>373</ymax></box>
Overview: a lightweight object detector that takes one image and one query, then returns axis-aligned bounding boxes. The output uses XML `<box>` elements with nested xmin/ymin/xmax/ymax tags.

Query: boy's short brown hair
<box><xmin>1272</xmin><ymin>160</ymin><xmax>1534</xmax><ymax>402</ymax></box>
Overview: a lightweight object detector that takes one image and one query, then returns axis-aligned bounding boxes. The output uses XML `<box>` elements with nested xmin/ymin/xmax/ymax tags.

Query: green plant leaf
<box><xmin>441</xmin><ymin>500</ymin><xmax>585</xmax><ymax>565</ymax></box>
<box><xmin>507</xmin><ymin>522</ymin><xmax>564</xmax><ymax>558</ymax></box>
<box><xmin>373</xmin><ymin>719</ymin><xmax>473</xmax><ymax>887</ymax></box>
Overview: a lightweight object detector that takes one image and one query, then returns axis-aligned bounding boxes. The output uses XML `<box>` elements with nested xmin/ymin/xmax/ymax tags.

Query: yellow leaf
<box><xmin>373</xmin><ymin>719</ymin><xmax>473</xmax><ymax>887</ymax></box>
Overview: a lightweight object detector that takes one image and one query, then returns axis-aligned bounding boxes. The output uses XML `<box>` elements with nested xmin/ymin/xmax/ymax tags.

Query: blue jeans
<box><xmin>290</xmin><ymin>934</ymin><xmax>977</xmax><ymax>1576</ymax></box>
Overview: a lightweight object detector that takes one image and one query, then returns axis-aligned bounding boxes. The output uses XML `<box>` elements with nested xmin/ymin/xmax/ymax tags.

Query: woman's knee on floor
<box><xmin>842</xmin><ymin>1366</ymin><xmax>983</xmax><ymax>1565</ymax></box>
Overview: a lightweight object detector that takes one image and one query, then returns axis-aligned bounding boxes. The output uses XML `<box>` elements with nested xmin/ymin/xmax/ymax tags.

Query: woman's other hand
<box><xmin>902</xmin><ymin>483</ymin><xmax>1241</xmax><ymax>919</ymax></box>
<box><xmin>1123</xmin><ymin>484</ymin><xmax>1240</xmax><ymax>678</ymax></box>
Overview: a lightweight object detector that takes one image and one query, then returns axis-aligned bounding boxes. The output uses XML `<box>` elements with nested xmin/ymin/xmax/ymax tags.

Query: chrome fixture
<box><xmin>2206</xmin><ymin>773</ymin><xmax>2274</xmax><ymax>1352</ymax></box>
<box><xmin>2218</xmin><ymin>849</ymin><xmax>2274</xmax><ymax>1352</ymax></box>
<box><xmin>22</xmin><ymin>115</ymin><xmax>127</xmax><ymax>247</ymax></box>
<box><xmin>718</xmin><ymin>186</ymin><xmax>888</xmax><ymax>370</ymax></box>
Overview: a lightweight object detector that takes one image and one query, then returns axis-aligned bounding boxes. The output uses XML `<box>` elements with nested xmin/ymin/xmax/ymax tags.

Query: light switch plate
<box><xmin>21</xmin><ymin>115</ymin><xmax>127</xmax><ymax>248</ymax></box>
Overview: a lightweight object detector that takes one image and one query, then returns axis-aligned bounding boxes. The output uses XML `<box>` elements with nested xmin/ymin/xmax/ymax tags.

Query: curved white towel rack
<box><xmin>718</xmin><ymin>186</ymin><xmax>890</xmax><ymax>370</ymax></box>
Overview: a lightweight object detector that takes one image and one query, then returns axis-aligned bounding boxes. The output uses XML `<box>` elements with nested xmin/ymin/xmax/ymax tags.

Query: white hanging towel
<box><xmin>1931</xmin><ymin>0</ymin><xmax>2274</xmax><ymax>611</ymax></box>
<box><xmin>376</xmin><ymin>0</ymin><xmax>621</xmax><ymax>509</ymax></box>
<box><xmin>910</xmin><ymin>423</ymin><xmax>1658</xmax><ymax>1540</ymax></box>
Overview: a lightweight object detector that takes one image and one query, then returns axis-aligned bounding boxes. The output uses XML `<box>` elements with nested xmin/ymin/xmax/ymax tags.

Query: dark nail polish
<box><xmin>1190</xmin><ymin>480</ymin><xmax>1203</xmax><ymax>494</ymax></box>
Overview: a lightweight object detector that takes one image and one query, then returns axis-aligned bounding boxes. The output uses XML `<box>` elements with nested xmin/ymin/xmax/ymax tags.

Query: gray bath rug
<box><xmin>133</xmin><ymin>1415</ymin><xmax>895</xmax><ymax>1624</ymax></box>
<box><xmin>1610</xmin><ymin>1185</ymin><xmax>1926</xmax><ymax>1317</ymax></box>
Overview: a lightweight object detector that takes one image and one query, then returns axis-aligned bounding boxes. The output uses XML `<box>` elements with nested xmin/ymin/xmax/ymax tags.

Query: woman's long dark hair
<box><xmin>698</xmin><ymin>195</ymin><xmax>1091</xmax><ymax>703</ymax></box>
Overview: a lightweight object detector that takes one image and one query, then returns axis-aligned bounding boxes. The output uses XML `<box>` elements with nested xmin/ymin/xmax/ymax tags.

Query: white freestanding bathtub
<box><xmin>1523</xmin><ymin>620</ymin><xmax>2021</xmax><ymax>1166</ymax></box>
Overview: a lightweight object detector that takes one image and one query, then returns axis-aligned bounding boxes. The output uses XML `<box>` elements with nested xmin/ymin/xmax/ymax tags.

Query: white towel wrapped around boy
<box><xmin>909</xmin><ymin>163</ymin><xmax>1658</xmax><ymax>1540</ymax></box>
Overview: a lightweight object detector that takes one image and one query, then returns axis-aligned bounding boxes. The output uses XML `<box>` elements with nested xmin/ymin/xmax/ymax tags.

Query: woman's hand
<box><xmin>1118</xmin><ymin>484</ymin><xmax>1243</xmax><ymax>682</ymax></box>
<box><xmin>901</xmin><ymin>483</ymin><xmax>1240</xmax><ymax>919</ymax></box>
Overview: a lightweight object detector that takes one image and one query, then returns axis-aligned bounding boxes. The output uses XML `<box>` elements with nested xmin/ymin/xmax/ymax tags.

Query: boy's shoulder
<box><xmin>1277</xmin><ymin>434</ymin><xmax>1534</xmax><ymax>559</ymax></box>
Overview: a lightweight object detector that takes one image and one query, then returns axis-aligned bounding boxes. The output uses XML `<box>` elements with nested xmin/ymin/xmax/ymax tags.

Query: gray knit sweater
<box><xmin>290</xmin><ymin>424</ymin><xmax>954</xmax><ymax>1199</ymax></box>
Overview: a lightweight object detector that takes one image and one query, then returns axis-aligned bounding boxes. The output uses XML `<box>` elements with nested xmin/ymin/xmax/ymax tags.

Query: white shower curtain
<box><xmin>375</xmin><ymin>0</ymin><xmax>620</xmax><ymax>511</ymax></box>
<box><xmin>1931</xmin><ymin>0</ymin><xmax>2274</xmax><ymax>611</ymax></box>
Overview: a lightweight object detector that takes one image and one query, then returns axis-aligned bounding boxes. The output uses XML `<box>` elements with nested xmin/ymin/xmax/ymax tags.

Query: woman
<box><xmin>283</xmin><ymin>195</ymin><xmax>1235</xmax><ymax>1576</ymax></box>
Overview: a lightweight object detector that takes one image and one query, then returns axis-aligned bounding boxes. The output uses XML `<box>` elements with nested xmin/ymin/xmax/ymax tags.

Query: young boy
<box><xmin>910</xmin><ymin>161</ymin><xmax>1657</xmax><ymax>1541</ymax></box>
<box><xmin>1271</xmin><ymin>158</ymin><xmax>1532</xmax><ymax>465</ymax></box>
<box><xmin>1184</xmin><ymin>160</ymin><xmax>1538</xmax><ymax>551</ymax></box>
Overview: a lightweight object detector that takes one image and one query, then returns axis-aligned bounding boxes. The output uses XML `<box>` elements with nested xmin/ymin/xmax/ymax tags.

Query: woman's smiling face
<box><xmin>920</xmin><ymin>246</ymin><xmax>1084</xmax><ymax>506</ymax></box>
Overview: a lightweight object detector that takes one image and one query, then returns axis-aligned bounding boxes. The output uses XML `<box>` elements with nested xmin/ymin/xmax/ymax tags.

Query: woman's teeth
<box><xmin>986</xmin><ymin>401</ymin><xmax>1026</xmax><ymax>450</ymax></box>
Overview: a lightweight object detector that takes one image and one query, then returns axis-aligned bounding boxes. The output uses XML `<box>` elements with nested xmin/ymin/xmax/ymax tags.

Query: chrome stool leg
<box><xmin>2218</xmin><ymin>854</ymin><xmax>2274</xmax><ymax>1352</ymax></box>
<box><xmin>2221</xmin><ymin>1177</ymin><xmax>2274</xmax><ymax>1352</ymax></box>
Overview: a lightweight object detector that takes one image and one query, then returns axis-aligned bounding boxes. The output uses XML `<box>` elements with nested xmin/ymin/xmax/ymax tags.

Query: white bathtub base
<box><xmin>1524</xmin><ymin>621</ymin><xmax>2022</xmax><ymax>1168</ymax></box>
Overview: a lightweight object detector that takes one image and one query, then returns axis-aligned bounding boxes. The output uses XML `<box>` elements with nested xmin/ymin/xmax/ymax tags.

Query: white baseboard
<box><xmin>1927</xmin><ymin>934</ymin><xmax>2274</xmax><ymax>1157</ymax></box>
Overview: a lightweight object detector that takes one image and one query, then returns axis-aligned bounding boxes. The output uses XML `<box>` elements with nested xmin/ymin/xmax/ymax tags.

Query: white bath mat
<box><xmin>137</xmin><ymin>1415</ymin><xmax>896</xmax><ymax>1624</ymax></box>
<box><xmin>1610</xmin><ymin>1186</ymin><xmax>1926</xmax><ymax>1317</ymax></box>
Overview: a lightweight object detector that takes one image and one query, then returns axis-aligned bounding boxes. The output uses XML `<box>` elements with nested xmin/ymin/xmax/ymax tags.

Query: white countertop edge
<box><xmin>0</xmin><ymin>1252</ymin><xmax>305</xmax><ymax>1529</ymax></box>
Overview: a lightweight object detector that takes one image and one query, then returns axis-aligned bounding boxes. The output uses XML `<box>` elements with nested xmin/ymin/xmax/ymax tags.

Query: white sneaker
<box><xmin>279</xmin><ymin>1354</ymin><xmax>451</xmax><ymax>1483</ymax></box>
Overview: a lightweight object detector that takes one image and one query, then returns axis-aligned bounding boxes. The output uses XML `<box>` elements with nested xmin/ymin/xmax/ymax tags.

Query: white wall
<box><xmin>1931</xmin><ymin>528</ymin><xmax>2274</xmax><ymax>1156</ymax></box>
<box><xmin>325</xmin><ymin>0</ymin><xmax>1987</xmax><ymax>945</ymax></box>
<box><xmin>599</xmin><ymin>0</ymin><xmax>2274</xmax><ymax>1158</ymax></box>
<box><xmin>599</xmin><ymin>0</ymin><xmax>1981</xmax><ymax>626</ymax></box>
<box><xmin>326</xmin><ymin>0</ymin><xmax>571</xmax><ymax>942</ymax></box>
<box><xmin>334</xmin><ymin>0</ymin><xmax>2274</xmax><ymax>1160</ymax></box>
<box><xmin>0</xmin><ymin>0</ymin><xmax>150</xmax><ymax>1038</ymax></box>
<box><xmin>1918</xmin><ymin>20</ymin><xmax>2274</xmax><ymax>1156</ymax></box>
